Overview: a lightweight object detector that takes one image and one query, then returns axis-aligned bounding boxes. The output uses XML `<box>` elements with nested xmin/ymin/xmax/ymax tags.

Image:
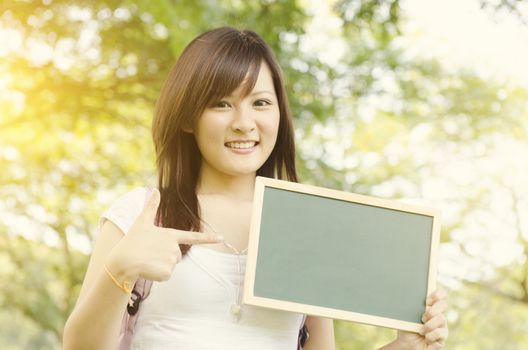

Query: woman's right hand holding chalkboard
<box><xmin>105</xmin><ymin>188</ymin><xmax>224</xmax><ymax>283</ymax></box>
<box><xmin>393</xmin><ymin>289</ymin><xmax>448</xmax><ymax>350</ymax></box>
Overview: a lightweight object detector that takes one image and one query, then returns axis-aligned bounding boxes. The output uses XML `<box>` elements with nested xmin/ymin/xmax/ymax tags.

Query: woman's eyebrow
<box><xmin>249</xmin><ymin>90</ymin><xmax>274</xmax><ymax>96</ymax></box>
<box><xmin>225</xmin><ymin>90</ymin><xmax>274</xmax><ymax>98</ymax></box>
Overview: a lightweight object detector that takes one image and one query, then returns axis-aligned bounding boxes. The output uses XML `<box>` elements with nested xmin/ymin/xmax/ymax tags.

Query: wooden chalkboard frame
<box><xmin>243</xmin><ymin>176</ymin><xmax>441</xmax><ymax>333</ymax></box>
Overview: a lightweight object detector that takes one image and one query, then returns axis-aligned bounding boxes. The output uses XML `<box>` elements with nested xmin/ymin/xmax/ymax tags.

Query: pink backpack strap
<box><xmin>118</xmin><ymin>187</ymin><xmax>155</xmax><ymax>350</ymax></box>
<box><xmin>118</xmin><ymin>278</ymin><xmax>153</xmax><ymax>350</ymax></box>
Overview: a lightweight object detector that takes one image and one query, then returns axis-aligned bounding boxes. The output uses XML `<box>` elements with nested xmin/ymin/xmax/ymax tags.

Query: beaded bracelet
<box><xmin>104</xmin><ymin>264</ymin><xmax>132</xmax><ymax>294</ymax></box>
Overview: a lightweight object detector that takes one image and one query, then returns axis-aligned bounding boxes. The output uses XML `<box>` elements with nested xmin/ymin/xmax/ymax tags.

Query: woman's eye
<box><xmin>214</xmin><ymin>101</ymin><xmax>231</xmax><ymax>108</ymax></box>
<box><xmin>254</xmin><ymin>99</ymin><xmax>272</xmax><ymax>107</ymax></box>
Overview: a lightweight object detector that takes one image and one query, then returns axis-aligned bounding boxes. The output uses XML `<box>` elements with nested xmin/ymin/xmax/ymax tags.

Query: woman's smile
<box><xmin>225</xmin><ymin>140</ymin><xmax>259</xmax><ymax>154</ymax></box>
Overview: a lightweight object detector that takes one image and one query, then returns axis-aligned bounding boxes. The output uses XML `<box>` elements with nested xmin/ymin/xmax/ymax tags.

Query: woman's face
<box><xmin>192</xmin><ymin>62</ymin><xmax>280</xmax><ymax>179</ymax></box>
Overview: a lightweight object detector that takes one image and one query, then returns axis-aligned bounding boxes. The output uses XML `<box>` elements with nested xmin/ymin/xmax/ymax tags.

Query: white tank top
<box><xmin>99</xmin><ymin>187</ymin><xmax>304</xmax><ymax>350</ymax></box>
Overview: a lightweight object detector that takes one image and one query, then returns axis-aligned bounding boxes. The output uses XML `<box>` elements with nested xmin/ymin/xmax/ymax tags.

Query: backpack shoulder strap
<box><xmin>297</xmin><ymin>314</ymin><xmax>309</xmax><ymax>349</ymax></box>
<box><xmin>118</xmin><ymin>187</ymin><xmax>155</xmax><ymax>350</ymax></box>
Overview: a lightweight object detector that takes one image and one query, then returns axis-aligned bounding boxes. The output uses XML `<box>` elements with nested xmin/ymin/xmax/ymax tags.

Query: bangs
<box><xmin>194</xmin><ymin>31</ymin><xmax>265</xmax><ymax>106</ymax></box>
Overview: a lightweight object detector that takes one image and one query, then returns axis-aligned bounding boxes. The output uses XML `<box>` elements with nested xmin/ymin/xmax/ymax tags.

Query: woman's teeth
<box><xmin>225</xmin><ymin>142</ymin><xmax>257</xmax><ymax>149</ymax></box>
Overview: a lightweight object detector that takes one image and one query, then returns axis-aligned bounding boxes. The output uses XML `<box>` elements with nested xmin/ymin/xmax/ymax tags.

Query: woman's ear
<box><xmin>182</xmin><ymin>126</ymin><xmax>193</xmax><ymax>134</ymax></box>
<box><xmin>181</xmin><ymin>121</ymin><xmax>193</xmax><ymax>133</ymax></box>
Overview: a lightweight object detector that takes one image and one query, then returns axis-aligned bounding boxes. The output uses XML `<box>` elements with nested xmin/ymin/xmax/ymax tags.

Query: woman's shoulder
<box><xmin>98</xmin><ymin>186</ymin><xmax>153</xmax><ymax>235</ymax></box>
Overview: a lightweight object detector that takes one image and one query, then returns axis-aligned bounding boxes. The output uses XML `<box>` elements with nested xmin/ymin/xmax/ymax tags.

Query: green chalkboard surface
<box><xmin>243</xmin><ymin>177</ymin><xmax>441</xmax><ymax>333</ymax></box>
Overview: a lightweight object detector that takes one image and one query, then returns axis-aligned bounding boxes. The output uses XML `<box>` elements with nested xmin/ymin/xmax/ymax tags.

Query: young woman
<box><xmin>63</xmin><ymin>27</ymin><xmax>448</xmax><ymax>350</ymax></box>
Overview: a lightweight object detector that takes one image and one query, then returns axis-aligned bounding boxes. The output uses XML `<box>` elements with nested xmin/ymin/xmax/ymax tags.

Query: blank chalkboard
<box><xmin>243</xmin><ymin>177</ymin><xmax>441</xmax><ymax>333</ymax></box>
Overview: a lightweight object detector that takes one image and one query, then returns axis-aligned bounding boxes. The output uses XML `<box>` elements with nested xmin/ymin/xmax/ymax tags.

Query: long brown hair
<box><xmin>152</xmin><ymin>27</ymin><xmax>297</xmax><ymax>254</ymax></box>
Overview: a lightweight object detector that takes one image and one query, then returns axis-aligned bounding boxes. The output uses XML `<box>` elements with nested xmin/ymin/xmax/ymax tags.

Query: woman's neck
<box><xmin>196</xmin><ymin>169</ymin><xmax>256</xmax><ymax>201</ymax></box>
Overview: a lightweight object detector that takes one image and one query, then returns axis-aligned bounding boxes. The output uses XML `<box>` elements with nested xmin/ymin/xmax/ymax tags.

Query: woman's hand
<box><xmin>394</xmin><ymin>289</ymin><xmax>449</xmax><ymax>350</ymax></box>
<box><xmin>106</xmin><ymin>188</ymin><xmax>223</xmax><ymax>282</ymax></box>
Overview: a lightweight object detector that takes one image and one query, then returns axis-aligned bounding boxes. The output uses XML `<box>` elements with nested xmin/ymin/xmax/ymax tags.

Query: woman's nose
<box><xmin>231</xmin><ymin>107</ymin><xmax>256</xmax><ymax>133</ymax></box>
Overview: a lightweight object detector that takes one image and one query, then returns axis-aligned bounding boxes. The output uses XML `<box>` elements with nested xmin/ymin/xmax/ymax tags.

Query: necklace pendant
<box><xmin>230</xmin><ymin>303</ymin><xmax>241</xmax><ymax>316</ymax></box>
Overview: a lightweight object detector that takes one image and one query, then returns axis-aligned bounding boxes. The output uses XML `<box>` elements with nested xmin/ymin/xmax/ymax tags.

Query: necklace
<box><xmin>200</xmin><ymin>219</ymin><xmax>248</xmax><ymax>319</ymax></box>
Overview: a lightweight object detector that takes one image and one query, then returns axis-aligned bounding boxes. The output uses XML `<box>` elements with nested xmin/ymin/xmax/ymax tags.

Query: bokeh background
<box><xmin>1</xmin><ymin>0</ymin><xmax>528</xmax><ymax>349</ymax></box>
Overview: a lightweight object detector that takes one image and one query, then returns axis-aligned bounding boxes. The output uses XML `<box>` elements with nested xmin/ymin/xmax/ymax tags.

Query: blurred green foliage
<box><xmin>1</xmin><ymin>0</ymin><xmax>528</xmax><ymax>349</ymax></box>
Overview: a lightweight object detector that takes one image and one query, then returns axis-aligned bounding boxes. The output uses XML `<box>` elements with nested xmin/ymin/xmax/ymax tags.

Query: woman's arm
<box><xmin>63</xmin><ymin>189</ymin><xmax>222</xmax><ymax>350</ymax></box>
<box><xmin>302</xmin><ymin>316</ymin><xmax>336</xmax><ymax>350</ymax></box>
<box><xmin>63</xmin><ymin>221</ymin><xmax>136</xmax><ymax>350</ymax></box>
